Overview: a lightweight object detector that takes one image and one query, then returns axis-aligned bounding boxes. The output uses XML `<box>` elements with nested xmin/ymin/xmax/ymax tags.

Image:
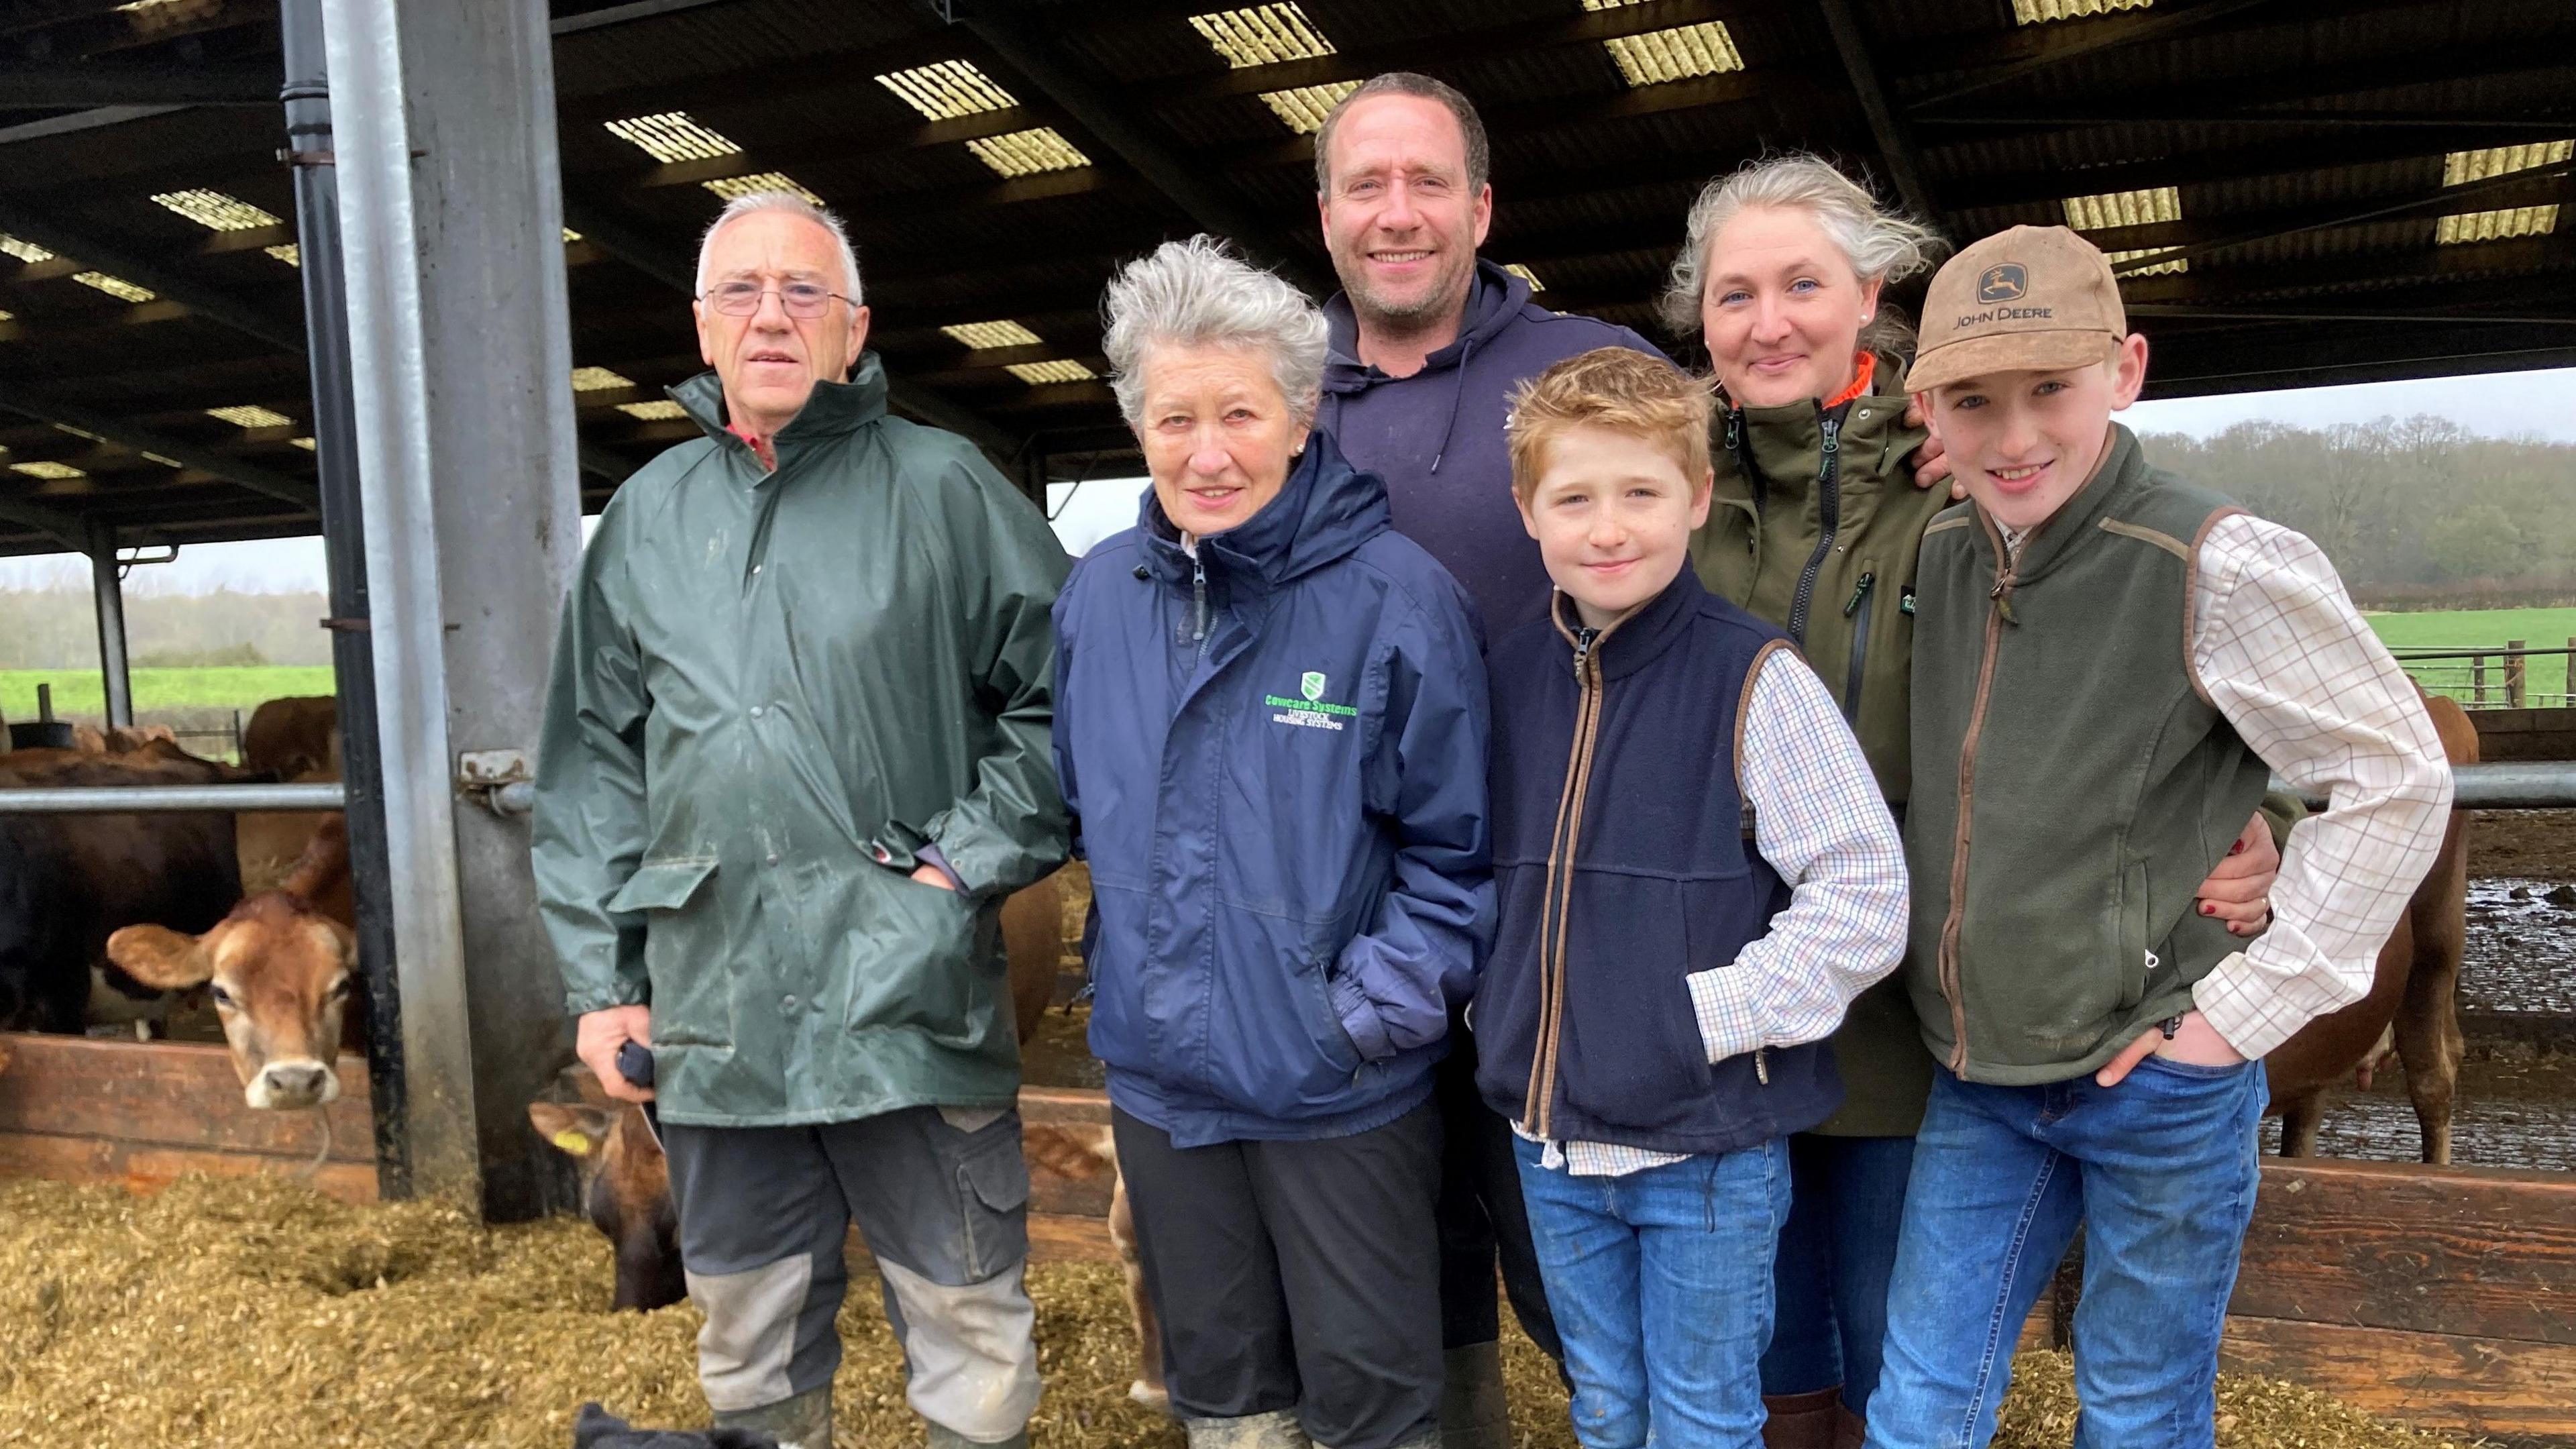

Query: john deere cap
<box><xmin>1908</xmin><ymin>225</ymin><xmax>2128</xmax><ymax>392</ymax></box>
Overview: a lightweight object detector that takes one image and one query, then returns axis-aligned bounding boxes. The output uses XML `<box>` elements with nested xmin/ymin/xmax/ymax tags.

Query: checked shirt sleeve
<box><xmin>2189</xmin><ymin>513</ymin><xmax>2453</xmax><ymax>1061</ymax></box>
<box><xmin>1685</xmin><ymin>649</ymin><xmax>1909</xmax><ymax>1065</ymax></box>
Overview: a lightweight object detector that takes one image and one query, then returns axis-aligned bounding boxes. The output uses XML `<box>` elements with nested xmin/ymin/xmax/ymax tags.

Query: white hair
<box><xmin>1660</xmin><ymin>154</ymin><xmax>1943</xmax><ymax>355</ymax></box>
<box><xmin>694</xmin><ymin>191</ymin><xmax>862</xmax><ymax>306</ymax></box>
<box><xmin>1102</xmin><ymin>235</ymin><xmax>1328</xmax><ymax>429</ymax></box>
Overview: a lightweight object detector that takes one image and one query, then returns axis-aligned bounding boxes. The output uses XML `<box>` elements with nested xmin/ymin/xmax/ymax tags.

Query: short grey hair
<box><xmin>1660</xmin><ymin>154</ymin><xmax>1943</xmax><ymax>355</ymax></box>
<box><xmin>1102</xmin><ymin>235</ymin><xmax>1329</xmax><ymax>429</ymax></box>
<box><xmin>694</xmin><ymin>191</ymin><xmax>862</xmax><ymax>307</ymax></box>
<box><xmin>1314</xmin><ymin>71</ymin><xmax>1490</xmax><ymax>197</ymax></box>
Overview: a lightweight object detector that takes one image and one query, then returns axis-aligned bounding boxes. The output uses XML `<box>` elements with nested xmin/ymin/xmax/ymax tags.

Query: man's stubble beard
<box><xmin>1343</xmin><ymin>247</ymin><xmax>1476</xmax><ymax>343</ymax></box>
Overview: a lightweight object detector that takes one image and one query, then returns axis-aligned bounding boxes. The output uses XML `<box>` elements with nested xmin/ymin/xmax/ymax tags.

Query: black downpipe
<box><xmin>281</xmin><ymin>0</ymin><xmax>409</xmax><ymax>1198</ymax></box>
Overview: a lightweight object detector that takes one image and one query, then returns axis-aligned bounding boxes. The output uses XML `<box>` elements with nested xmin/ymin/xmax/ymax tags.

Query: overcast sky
<box><xmin>5</xmin><ymin>365</ymin><xmax>2569</xmax><ymax>590</ymax></box>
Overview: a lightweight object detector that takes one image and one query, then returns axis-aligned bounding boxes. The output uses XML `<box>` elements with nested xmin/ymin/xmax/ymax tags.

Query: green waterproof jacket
<box><xmin>531</xmin><ymin>357</ymin><xmax>1073</xmax><ymax>1128</ymax></box>
<box><xmin>1690</xmin><ymin>352</ymin><xmax>1948</xmax><ymax>1136</ymax></box>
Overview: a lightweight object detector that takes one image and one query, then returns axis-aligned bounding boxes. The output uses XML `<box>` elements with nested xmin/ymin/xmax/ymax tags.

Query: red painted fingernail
<box><xmin>2201</xmin><ymin>903</ymin><xmax>2216</xmax><ymax>915</ymax></box>
<box><xmin>2230</xmin><ymin>840</ymin><xmax>2245</xmax><ymax>854</ymax></box>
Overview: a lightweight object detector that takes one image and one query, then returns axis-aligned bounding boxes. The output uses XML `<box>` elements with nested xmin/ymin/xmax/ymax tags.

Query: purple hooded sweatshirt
<box><xmin>1319</xmin><ymin>258</ymin><xmax>1666</xmax><ymax>641</ymax></box>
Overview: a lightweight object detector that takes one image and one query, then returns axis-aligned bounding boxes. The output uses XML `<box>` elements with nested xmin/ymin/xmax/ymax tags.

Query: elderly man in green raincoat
<box><xmin>532</xmin><ymin>191</ymin><xmax>1071</xmax><ymax>1449</ymax></box>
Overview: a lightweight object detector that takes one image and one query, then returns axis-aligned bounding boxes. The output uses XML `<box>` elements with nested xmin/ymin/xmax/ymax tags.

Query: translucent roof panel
<box><xmin>1006</xmin><ymin>360</ymin><xmax>1097</xmax><ymax>386</ymax></box>
<box><xmin>967</xmin><ymin>129</ymin><xmax>1092</xmax><ymax>178</ymax></box>
<box><xmin>1602</xmin><ymin>22</ymin><xmax>1744</xmax><ymax>88</ymax></box>
<box><xmin>943</xmin><ymin>320</ymin><xmax>1045</xmax><ymax>350</ymax></box>
<box><xmin>2442</xmin><ymin>140</ymin><xmax>2573</xmax><ymax>187</ymax></box>
<box><xmin>1503</xmin><ymin>263</ymin><xmax>1546</xmax><ymax>292</ymax></box>
<box><xmin>207</xmin><ymin>405</ymin><xmax>297</xmax><ymax>429</ymax></box>
<box><xmin>876</xmin><ymin>60</ymin><xmax>1018</xmax><ymax>121</ymax></box>
<box><xmin>1258</xmin><ymin>81</ymin><xmax>1360</xmax><ymax>135</ymax></box>
<box><xmin>571</xmin><ymin>367</ymin><xmax>637</xmax><ymax>392</ymax></box>
<box><xmin>1187</xmin><ymin>5</ymin><xmax>1334</xmax><ymax>68</ymax></box>
<box><xmin>11</xmin><ymin>461</ymin><xmax>84</xmax><ymax>480</ymax></box>
<box><xmin>150</xmin><ymin>189</ymin><xmax>282</xmax><ymax>232</ymax></box>
<box><xmin>0</xmin><ymin>235</ymin><xmax>54</xmax><ymax>264</ymax></box>
<box><xmin>2103</xmin><ymin>247</ymin><xmax>2188</xmax><ymax>276</ymax></box>
<box><xmin>2012</xmin><ymin>0</ymin><xmax>2153</xmax><ymax>24</ymax></box>
<box><xmin>702</xmin><ymin>172</ymin><xmax>826</xmax><ymax>207</ymax></box>
<box><xmin>72</xmin><ymin>272</ymin><xmax>154</xmax><ymax>303</ymax></box>
<box><xmin>265</xmin><ymin>244</ymin><xmax>302</xmax><ymax>267</ymax></box>
<box><xmin>2063</xmin><ymin>185</ymin><xmax>2182</xmax><ymax>231</ymax></box>
<box><xmin>619</xmin><ymin>400</ymin><xmax>690</xmax><ymax>421</ymax></box>
<box><xmin>605</xmin><ymin>111</ymin><xmax>743</xmax><ymax>164</ymax></box>
<box><xmin>2434</xmin><ymin>206</ymin><xmax>2559</xmax><ymax>246</ymax></box>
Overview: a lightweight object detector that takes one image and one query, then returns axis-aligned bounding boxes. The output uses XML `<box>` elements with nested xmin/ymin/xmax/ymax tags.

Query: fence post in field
<box><xmin>2506</xmin><ymin>639</ymin><xmax>2527</xmax><ymax>709</ymax></box>
<box><xmin>2473</xmin><ymin>653</ymin><xmax>2488</xmax><ymax>708</ymax></box>
<box><xmin>2565</xmin><ymin>637</ymin><xmax>2574</xmax><ymax>710</ymax></box>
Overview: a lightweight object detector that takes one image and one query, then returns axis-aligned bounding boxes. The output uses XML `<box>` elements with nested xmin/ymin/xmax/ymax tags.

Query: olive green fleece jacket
<box><xmin>1690</xmin><ymin>352</ymin><xmax>1947</xmax><ymax>1136</ymax></box>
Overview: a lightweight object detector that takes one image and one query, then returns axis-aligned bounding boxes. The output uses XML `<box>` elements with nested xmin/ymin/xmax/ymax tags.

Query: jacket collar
<box><xmin>1321</xmin><ymin>257</ymin><xmax>1529</xmax><ymax>394</ymax></box>
<box><xmin>1138</xmin><ymin>428</ymin><xmax>1391</xmax><ymax>595</ymax></box>
<box><xmin>673</xmin><ymin>352</ymin><xmax>890</xmax><ymax>469</ymax></box>
<box><xmin>1972</xmin><ymin>422</ymin><xmax>2146</xmax><ymax>586</ymax></box>
<box><xmin>1718</xmin><ymin>352</ymin><xmax>1909</xmax><ymax>506</ymax></box>
<box><xmin>1548</xmin><ymin>564</ymin><xmax>1705</xmax><ymax>682</ymax></box>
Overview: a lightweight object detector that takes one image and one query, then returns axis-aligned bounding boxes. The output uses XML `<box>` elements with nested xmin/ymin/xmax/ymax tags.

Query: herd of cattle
<box><xmin>0</xmin><ymin>687</ymin><xmax>2488</xmax><ymax>1399</ymax></box>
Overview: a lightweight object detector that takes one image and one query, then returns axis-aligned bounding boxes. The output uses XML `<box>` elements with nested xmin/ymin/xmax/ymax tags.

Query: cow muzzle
<box><xmin>248</xmin><ymin>1058</ymin><xmax>339</xmax><ymax>1110</ymax></box>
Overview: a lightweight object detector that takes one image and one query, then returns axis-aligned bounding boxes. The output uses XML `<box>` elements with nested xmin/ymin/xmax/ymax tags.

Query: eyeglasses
<box><xmin>698</xmin><ymin>280</ymin><xmax>851</xmax><ymax>318</ymax></box>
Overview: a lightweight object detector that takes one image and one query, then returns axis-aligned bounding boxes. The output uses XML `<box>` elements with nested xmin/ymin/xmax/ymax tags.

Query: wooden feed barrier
<box><xmin>1</xmin><ymin>1036</ymin><xmax>2567</xmax><ymax>1442</ymax></box>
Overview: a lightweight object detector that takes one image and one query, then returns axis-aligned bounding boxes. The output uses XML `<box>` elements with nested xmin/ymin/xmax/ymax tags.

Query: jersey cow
<box><xmin>527</xmin><ymin>871</ymin><xmax>1165</xmax><ymax>1409</ymax></box>
<box><xmin>0</xmin><ymin>744</ymin><xmax>251</xmax><ymax>1034</ymax></box>
<box><xmin>241</xmin><ymin>696</ymin><xmax>339</xmax><ymax>782</ymax></box>
<box><xmin>2264</xmin><ymin>686</ymin><xmax>2478</xmax><ymax>1164</ymax></box>
<box><xmin>103</xmin><ymin>813</ymin><xmax>358</xmax><ymax>1111</ymax></box>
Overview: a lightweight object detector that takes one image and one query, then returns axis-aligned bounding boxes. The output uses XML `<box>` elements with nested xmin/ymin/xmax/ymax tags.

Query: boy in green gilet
<box><xmin>1862</xmin><ymin>226</ymin><xmax>2455</xmax><ymax>1449</ymax></box>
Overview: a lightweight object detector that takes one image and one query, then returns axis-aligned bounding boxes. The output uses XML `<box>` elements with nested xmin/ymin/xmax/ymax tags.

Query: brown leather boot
<box><xmin>1833</xmin><ymin>1402</ymin><xmax>1867</xmax><ymax>1449</ymax></box>
<box><xmin>1760</xmin><ymin>1387</ymin><xmax>1843</xmax><ymax>1449</ymax></box>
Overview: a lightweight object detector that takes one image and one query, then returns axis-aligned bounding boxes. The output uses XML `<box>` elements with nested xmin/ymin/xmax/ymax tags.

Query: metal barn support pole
<box><xmin>86</xmin><ymin>519</ymin><xmax>131</xmax><ymax>729</ymax></box>
<box><xmin>281</xmin><ymin>0</ymin><xmax>409</xmax><ymax>1200</ymax></box>
<box><xmin>2507</xmin><ymin>639</ymin><xmax>2528</xmax><ymax>710</ymax></box>
<box><xmin>321</xmin><ymin>0</ymin><xmax>585</xmax><ymax>1220</ymax></box>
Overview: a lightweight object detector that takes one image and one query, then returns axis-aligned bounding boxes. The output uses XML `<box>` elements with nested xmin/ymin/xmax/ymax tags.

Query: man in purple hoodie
<box><xmin>1311</xmin><ymin>72</ymin><xmax>1656</xmax><ymax>1449</ymax></box>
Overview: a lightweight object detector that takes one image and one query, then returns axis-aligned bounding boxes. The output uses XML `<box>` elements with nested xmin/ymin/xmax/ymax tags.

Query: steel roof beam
<box><xmin>1903</xmin><ymin>0</ymin><xmax>2284</xmax><ymax>113</ymax></box>
<box><xmin>0</xmin><ymin>376</ymin><xmax>315</xmax><ymax>508</ymax></box>
<box><xmin>936</xmin><ymin>0</ymin><xmax>1326</xmax><ymax>292</ymax></box>
<box><xmin>1816</xmin><ymin>0</ymin><xmax>1942</xmax><ymax>230</ymax></box>
<box><xmin>0</xmin><ymin>60</ymin><xmax>279</xmax><ymax>108</ymax></box>
<box><xmin>0</xmin><ymin>490</ymin><xmax>85</xmax><ymax>551</ymax></box>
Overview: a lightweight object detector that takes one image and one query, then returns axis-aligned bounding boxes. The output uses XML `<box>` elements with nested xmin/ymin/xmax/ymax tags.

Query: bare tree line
<box><xmin>2139</xmin><ymin>416</ymin><xmax>2576</xmax><ymax>607</ymax></box>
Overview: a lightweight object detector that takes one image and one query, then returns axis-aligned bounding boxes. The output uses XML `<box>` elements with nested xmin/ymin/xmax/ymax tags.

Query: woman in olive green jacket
<box><xmin>1672</xmin><ymin>156</ymin><xmax>2282</xmax><ymax>1449</ymax></box>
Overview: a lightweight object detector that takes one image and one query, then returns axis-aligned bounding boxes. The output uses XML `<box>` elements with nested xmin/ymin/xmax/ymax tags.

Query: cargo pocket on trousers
<box><xmin>953</xmin><ymin>1111</ymin><xmax>1030</xmax><ymax>1282</ymax></box>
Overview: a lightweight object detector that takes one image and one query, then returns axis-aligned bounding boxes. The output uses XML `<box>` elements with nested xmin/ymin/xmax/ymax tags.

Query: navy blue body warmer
<box><xmin>1473</xmin><ymin>569</ymin><xmax>1841</xmax><ymax>1156</ymax></box>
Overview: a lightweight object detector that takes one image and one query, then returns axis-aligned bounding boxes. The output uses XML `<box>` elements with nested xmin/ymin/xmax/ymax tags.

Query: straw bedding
<box><xmin>0</xmin><ymin>1174</ymin><xmax>2468</xmax><ymax>1447</ymax></box>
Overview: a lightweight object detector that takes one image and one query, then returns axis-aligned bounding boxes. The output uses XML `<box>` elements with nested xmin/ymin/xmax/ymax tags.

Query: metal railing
<box><xmin>2393</xmin><ymin>639</ymin><xmax>2575</xmax><ymax>710</ymax></box>
<box><xmin>0</xmin><ymin>770</ymin><xmax>2561</xmax><ymax>814</ymax></box>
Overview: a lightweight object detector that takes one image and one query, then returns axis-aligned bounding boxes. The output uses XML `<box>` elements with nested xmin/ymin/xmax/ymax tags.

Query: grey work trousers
<box><xmin>1113</xmin><ymin>1099</ymin><xmax>1445</xmax><ymax>1449</ymax></box>
<box><xmin>660</xmin><ymin>1106</ymin><xmax>1040</xmax><ymax>1444</ymax></box>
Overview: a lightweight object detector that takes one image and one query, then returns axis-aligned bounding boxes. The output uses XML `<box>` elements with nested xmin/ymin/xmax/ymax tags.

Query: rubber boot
<box><xmin>1184</xmin><ymin>1409</ymin><xmax>1313</xmax><ymax>1449</ymax></box>
<box><xmin>926</xmin><ymin>1423</ymin><xmax>1029</xmax><ymax>1449</ymax></box>
<box><xmin>711</xmin><ymin>1383</ymin><xmax>834</xmax><ymax>1449</ymax></box>
<box><xmin>1760</xmin><ymin>1387</ymin><xmax>1843</xmax><ymax>1449</ymax></box>
<box><xmin>1438</xmin><ymin>1340</ymin><xmax>1512</xmax><ymax>1449</ymax></box>
<box><xmin>1833</xmin><ymin>1403</ymin><xmax>1867</xmax><ymax>1449</ymax></box>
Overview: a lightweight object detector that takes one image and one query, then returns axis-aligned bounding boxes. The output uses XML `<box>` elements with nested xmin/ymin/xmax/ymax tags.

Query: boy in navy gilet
<box><xmin>1472</xmin><ymin>348</ymin><xmax>1909</xmax><ymax>1449</ymax></box>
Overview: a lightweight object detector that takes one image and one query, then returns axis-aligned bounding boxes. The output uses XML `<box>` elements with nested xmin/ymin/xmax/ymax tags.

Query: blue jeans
<box><xmin>1866</xmin><ymin>1059</ymin><xmax>2266</xmax><ymax>1449</ymax></box>
<box><xmin>1761</xmin><ymin>1133</ymin><xmax>1915</xmax><ymax>1414</ymax></box>
<box><xmin>1514</xmin><ymin>1135</ymin><xmax>1790</xmax><ymax>1449</ymax></box>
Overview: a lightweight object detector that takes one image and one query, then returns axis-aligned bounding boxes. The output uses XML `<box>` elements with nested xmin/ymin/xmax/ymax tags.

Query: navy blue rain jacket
<box><xmin>1053</xmin><ymin>431</ymin><xmax>1495</xmax><ymax>1146</ymax></box>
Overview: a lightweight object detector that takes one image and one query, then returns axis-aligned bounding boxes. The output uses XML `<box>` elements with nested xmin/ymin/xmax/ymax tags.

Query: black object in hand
<box><xmin>615</xmin><ymin>1039</ymin><xmax>656</xmax><ymax>1089</ymax></box>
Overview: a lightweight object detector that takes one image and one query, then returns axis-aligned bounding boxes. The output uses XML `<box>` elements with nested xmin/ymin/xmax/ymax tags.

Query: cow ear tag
<box><xmin>551</xmin><ymin>1130</ymin><xmax>594</xmax><ymax>1155</ymax></box>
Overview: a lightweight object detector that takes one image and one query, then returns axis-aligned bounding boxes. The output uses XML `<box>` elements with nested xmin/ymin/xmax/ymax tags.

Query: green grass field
<box><xmin>2364</xmin><ymin>608</ymin><xmax>2576</xmax><ymax>708</ymax></box>
<box><xmin>1</xmin><ymin>666</ymin><xmax>335</xmax><ymax>726</ymax></box>
<box><xmin>2365</xmin><ymin>607</ymin><xmax>2576</xmax><ymax>653</ymax></box>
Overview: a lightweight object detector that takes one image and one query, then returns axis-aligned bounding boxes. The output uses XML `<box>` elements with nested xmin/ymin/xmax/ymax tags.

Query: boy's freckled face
<box><xmin>1517</xmin><ymin>425</ymin><xmax>1713</xmax><ymax>631</ymax></box>
<box><xmin>1917</xmin><ymin>334</ymin><xmax>2149</xmax><ymax>534</ymax></box>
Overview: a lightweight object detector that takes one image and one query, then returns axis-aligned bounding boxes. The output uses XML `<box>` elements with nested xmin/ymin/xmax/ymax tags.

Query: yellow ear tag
<box><xmin>551</xmin><ymin>1130</ymin><xmax>594</xmax><ymax>1155</ymax></box>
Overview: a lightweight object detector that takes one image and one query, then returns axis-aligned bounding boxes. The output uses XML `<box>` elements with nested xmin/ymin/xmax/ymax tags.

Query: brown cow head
<box><xmin>529</xmin><ymin>1099</ymin><xmax>686</xmax><ymax>1311</ymax></box>
<box><xmin>105</xmin><ymin>892</ymin><xmax>356</xmax><ymax>1110</ymax></box>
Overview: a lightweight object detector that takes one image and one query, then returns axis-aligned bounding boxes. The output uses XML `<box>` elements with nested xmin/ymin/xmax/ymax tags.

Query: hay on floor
<box><xmin>0</xmin><ymin>1175</ymin><xmax>2473</xmax><ymax>1448</ymax></box>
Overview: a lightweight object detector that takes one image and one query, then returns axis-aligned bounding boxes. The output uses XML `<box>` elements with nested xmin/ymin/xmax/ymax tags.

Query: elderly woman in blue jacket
<box><xmin>1054</xmin><ymin>235</ymin><xmax>1495</xmax><ymax>1449</ymax></box>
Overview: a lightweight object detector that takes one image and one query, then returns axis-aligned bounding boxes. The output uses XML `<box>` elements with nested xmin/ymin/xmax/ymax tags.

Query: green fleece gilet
<box><xmin>1690</xmin><ymin>353</ymin><xmax>1949</xmax><ymax>1136</ymax></box>
<box><xmin>1904</xmin><ymin>426</ymin><xmax>2271</xmax><ymax>1085</ymax></box>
